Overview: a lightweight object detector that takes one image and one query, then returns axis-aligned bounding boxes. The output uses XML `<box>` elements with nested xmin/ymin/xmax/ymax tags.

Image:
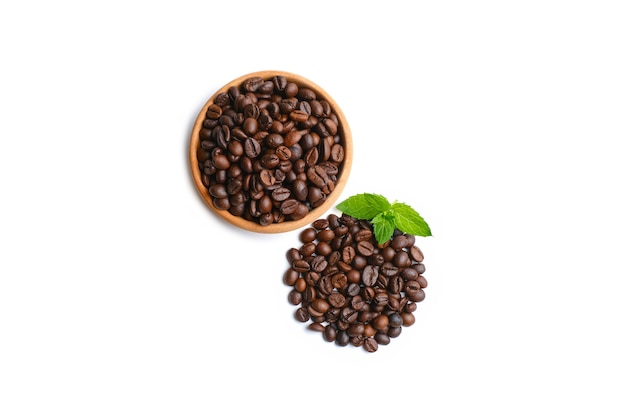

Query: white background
<box><xmin>1</xmin><ymin>1</ymin><xmax>625</xmax><ymax>415</ymax></box>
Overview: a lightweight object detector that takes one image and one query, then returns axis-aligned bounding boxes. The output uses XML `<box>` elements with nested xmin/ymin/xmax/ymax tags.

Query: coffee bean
<box><xmin>295</xmin><ymin>307</ymin><xmax>310</xmax><ymax>322</ymax></box>
<box><xmin>361</xmin><ymin>265</ymin><xmax>378</xmax><ymax>286</ymax></box>
<box><xmin>323</xmin><ymin>324</ymin><xmax>337</xmax><ymax>342</ymax></box>
<box><xmin>356</xmin><ymin>241</ymin><xmax>375</xmax><ymax>256</ymax></box>
<box><xmin>244</xmin><ymin>137</ymin><xmax>261</xmax><ymax>158</ymax></box>
<box><xmin>363</xmin><ymin>337</ymin><xmax>378</xmax><ymax>352</ymax></box>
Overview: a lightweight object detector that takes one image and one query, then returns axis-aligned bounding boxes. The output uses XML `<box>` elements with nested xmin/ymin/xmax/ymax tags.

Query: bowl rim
<box><xmin>189</xmin><ymin>70</ymin><xmax>353</xmax><ymax>233</ymax></box>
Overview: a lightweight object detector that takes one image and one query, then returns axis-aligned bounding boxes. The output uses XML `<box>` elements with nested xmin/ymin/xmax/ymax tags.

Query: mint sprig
<box><xmin>336</xmin><ymin>193</ymin><xmax>432</xmax><ymax>244</ymax></box>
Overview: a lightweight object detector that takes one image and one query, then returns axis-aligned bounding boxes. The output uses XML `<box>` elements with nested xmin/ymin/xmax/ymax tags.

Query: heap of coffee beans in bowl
<box><xmin>283</xmin><ymin>213</ymin><xmax>428</xmax><ymax>353</ymax></box>
<box><xmin>195</xmin><ymin>74</ymin><xmax>348</xmax><ymax>227</ymax></box>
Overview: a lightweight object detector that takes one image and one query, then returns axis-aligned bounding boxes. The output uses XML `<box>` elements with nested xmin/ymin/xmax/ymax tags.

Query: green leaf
<box><xmin>391</xmin><ymin>203</ymin><xmax>432</xmax><ymax>237</ymax></box>
<box><xmin>336</xmin><ymin>193</ymin><xmax>391</xmax><ymax>220</ymax></box>
<box><xmin>372</xmin><ymin>212</ymin><xmax>396</xmax><ymax>244</ymax></box>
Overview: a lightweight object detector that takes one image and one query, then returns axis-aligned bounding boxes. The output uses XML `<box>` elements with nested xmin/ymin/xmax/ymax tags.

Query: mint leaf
<box><xmin>336</xmin><ymin>193</ymin><xmax>432</xmax><ymax>244</ymax></box>
<box><xmin>391</xmin><ymin>203</ymin><xmax>432</xmax><ymax>237</ymax></box>
<box><xmin>336</xmin><ymin>193</ymin><xmax>391</xmax><ymax>220</ymax></box>
<box><xmin>372</xmin><ymin>212</ymin><xmax>395</xmax><ymax>245</ymax></box>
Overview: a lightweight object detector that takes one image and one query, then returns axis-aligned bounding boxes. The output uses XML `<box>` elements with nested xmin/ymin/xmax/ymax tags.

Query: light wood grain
<box><xmin>189</xmin><ymin>70</ymin><xmax>353</xmax><ymax>233</ymax></box>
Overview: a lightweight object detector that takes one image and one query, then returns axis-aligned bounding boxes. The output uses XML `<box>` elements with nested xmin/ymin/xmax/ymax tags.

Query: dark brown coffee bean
<box><xmin>361</xmin><ymin>265</ymin><xmax>378</xmax><ymax>286</ymax></box>
<box><xmin>374</xmin><ymin>333</ymin><xmax>390</xmax><ymax>345</ymax></box>
<box><xmin>307</xmin><ymin>186</ymin><xmax>325</xmax><ymax>208</ymax></box>
<box><xmin>335</xmin><ymin>330</ymin><xmax>350</xmax><ymax>346</ymax></box>
<box><xmin>400</xmin><ymin>267</ymin><xmax>418</xmax><ymax>281</ymax></box>
<box><xmin>354</xmin><ymin>229</ymin><xmax>372</xmax><ymax>244</ymax></box>
<box><xmin>388</xmin><ymin>313</ymin><xmax>403</xmax><ymax>328</ymax></box>
<box><xmin>306</xmin><ymin>166</ymin><xmax>328</xmax><ymax>188</ymax></box>
<box><xmin>275</xmin><ymin>145</ymin><xmax>291</xmax><ymax>160</ymax></box>
<box><xmin>292</xmin><ymin>259</ymin><xmax>310</xmax><ymax>273</ymax></box>
<box><xmin>410</xmin><ymin>246</ymin><xmax>424</xmax><ymax>262</ymax></box>
<box><xmin>258</xmin><ymin>169</ymin><xmax>275</xmax><ymax>188</ymax></box>
<box><xmin>208</xmin><ymin>184</ymin><xmax>228</xmax><ymax>199</ymax></box>
<box><xmin>271</xmin><ymin>187</ymin><xmax>291</xmax><ymax>202</ymax></box>
<box><xmin>304</xmin><ymin>148</ymin><xmax>319</xmax><ymax>167</ymax></box>
<box><xmin>310</xmin><ymin>256</ymin><xmax>328</xmax><ymax>273</ymax></box>
<box><xmin>206</xmin><ymin>104</ymin><xmax>222</xmax><ymax>119</ymax></box>
<box><xmin>323</xmin><ymin>325</ymin><xmax>337</xmax><ymax>342</ymax></box>
<box><xmin>330</xmin><ymin>143</ymin><xmax>344</xmax><ymax>163</ymax></box>
<box><xmin>280</xmin><ymin>198</ymin><xmax>299</xmax><ymax>214</ymax></box>
<box><xmin>374</xmin><ymin>292</ymin><xmax>389</xmax><ymax>306</ymax></box>
<box><xmin>356</xmin><ymin>241</ymin><xmax>375</xmax><ymax>256</ymax></box>
<box><xmin>290</xmin><ymin>109</ymin><xmax>309</xmax><ymax>123</ymax></box>
<box><xmin>261</xmin><ymin>153</ymin><xmax>280</xmax><ymax>169</ymax></box>
<box><xmin>298</xmin><ymin>87</ymin><xmax>316</xmax><ymax>101</ymax></box>
<box><xmin>328</xmin><ymin>293</ymin><xmax>346</xmax><ymax>308</ymax></box>
<box><xmin>288</xmin><ymin>289</ymin><xmax>302</xmax><ymax>305</ymax></box>
<box><xmin>417</xmin><ymin>275</ymin><xmax>428</xmax><ymax>288</ymax></box>
<box><xmin>244</xmin><ymin>137</ymin><xmax>261</xmax><ymax>158</ymax></box>
<box><xmin>292</xmin><ymin>180</ymin><xmax>308</xmax><ymax>201</ymax></box>
<box><xmin>350</xmin><ymin>295</ymin><xmax>365</xmax><ymax>310</ymax></box>
<box><xmin>363</xmin><ymin>338</ymin><xmax>378</xmax><ymax>353</ymax></box>
<box><xmin>380</xmin><ymin>262</ymin><xmax>399</xmax><ymax>277</ymax></box>
<box><xmin>286</xmin><ymin>248</ymin><xmax>301</xmax><ymax>264</ymax></box>
<box><xmin>243</xmin><ymin>76</ymin><xmax>264</xmax><ymax>92</ymax></box>
<box><xmin>393</xmin><ymin>251</ymin><xmax>412</xmax><ymax>268</ymax></box>
<box><xmin>289</xmin><ymin>202</ymin><xmax>309</xmax><ymax>220</ymax></box>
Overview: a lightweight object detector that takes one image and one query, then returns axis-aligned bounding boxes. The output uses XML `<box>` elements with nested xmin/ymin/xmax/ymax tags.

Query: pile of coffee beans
<box><xmin>284</xmin><ymin>213</ymin><xmax>428</xmax><ymax>353</ymax></box>
<box><xmin>196</xmin><ymin>75</ymin><xmax>346</xmax><ymax>226</ymax></box>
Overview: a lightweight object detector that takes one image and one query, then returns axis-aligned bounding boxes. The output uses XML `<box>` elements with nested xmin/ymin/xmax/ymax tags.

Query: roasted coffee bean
<box><xmin>323</xmin><ymin>324</ymin><xmax>337</xmax><ymax>342</ymax></box>
<box><xmin>401</xmin><ymin>312</ymin><xmax>416</xmax><ymax>327</ymax></box>
<box><xmin>380</xmin><ymin>262</ymin><xmax>399</xmax><ymax>277</ymax></box>
<box><xmin>288</xmin><ymin>290</ymin><xmax>302</xmax><ymax>305</ymax></box>
<box><xmin>410</xmin><ymin>246</ymin><xmax>424</xmax><ymax>262</ymax></box>
<box><xmin>310</xmin><ymin>256</ymin><xmax>328</xmax><ymax>273</ymax></box>
<box><xmin>271</xmin><ymin>187</ymin><xmax>291</xmax><ymax>202</ymax></box>
<box><xmin>292</xmin><ymin>180</ymin><xmax>308</xmax><ymax>201</ymax></box>
<box><xmin>361</xmin><ymin>265</ymin><xmax>378</xmax><ymax>286</ymax></box>
<box><xmin>307</xmin><ymin>186</ymin><xmax>325</xmax><ymax>208</ymax></box>
<box><xmin>286</xmin><ymin>248</ymin><xmax>301</xmax><ymax>264</ymax></box>
<box><xmin>304</xmin><ymin>148</ymin><xmax>319</xmax><ymax>167</ymax></box>
<box><xmin>388</xmin><ymin>326</ymin><xmax>402</xmax><ymax>338</ymax></box>
<box><xmin>243</xmin><ymin>76</ymin><xmax>264</xmax><ymax>92</ymax></box>
<box><xmin>388</xmin><ymin>313</ymin><xmax>403</xmax><ymax>328</ymax></box>
<box><xmin>335</xmin><ymin>330</ymin><xmax>350</xmax><ymax>346</ymax></box>
<box><xmin>374</xmin><ymin>333</ymin><xmax>390</xmax><ymax>345</ymax></box>
<box><xmin>417</xmin><ymin>275</ymin><xmax>428</xmax><ymax>288</ymax></box>
<box><xmin>328</xmin><ymin>293</ymin><xmax>346</xmax><ymax>308</ymax></box>
<box><xmin>364</xmin><ymin>337</ymin><xmax>378</xmax><ymax>353</ymax></box>
<box><xmin>356</xmin><ymin>241</ymin><xmax>375</xmax><ymax>256</ymax></box>
<box><xmin>292</xmin><ymin>259</ymin><xmax>310</xmax><ymax>273</ymax></box>
<box><xmin>330</xmin><ymin>143</ymin><xmax>345</xmax><ymax>163</ymax></box>
<box><xmin>295</xmin><ymin>307</ymin><xmax>310</xmax><ymax>322</ymax></box>
<box><xmin>275</xmin><ymin>145</ymin><xmax>291</xmax><ymax>160</ymax></box>
<box><xmin>258</xmin><ymin>169</ymin><xmax>275</xmax><ymax>188</ymax></box>
<box><xmin>355</xmin><ymin>228</ymin><xmax>373</xmax><ymax>242</ymax></box>
<box><xmin>306</xmin><ymin>166</ymin><xmax>328</xmax><ymax>188</ymax></box>
<box><xmin>244</xmin><ymin>137</ymin><xmax>261</xmax><ymax>158</ymax></box>
<box><xmin>393</xmin><ymin>251</ymin><xmax>412</xmax><ymax>268</ymax></box>
<box><xmin>298</xmin><ymin>87</ymin><xmax>316</xmax><ymax>101</ymax></box>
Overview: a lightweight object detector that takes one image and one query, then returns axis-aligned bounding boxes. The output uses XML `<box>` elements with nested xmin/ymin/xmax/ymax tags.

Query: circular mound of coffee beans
<box><xmin>284</xmin><ymin>213</ymin><xmax>428</xmax><ymax>353</ymax></box>
<box><xmin>196</xmin><ymin>75</ymin><xmax>347</xmax><ymax>226</ymax></box>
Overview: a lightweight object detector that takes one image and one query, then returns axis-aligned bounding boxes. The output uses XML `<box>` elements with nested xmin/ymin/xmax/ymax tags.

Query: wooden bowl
<box><xmin>189</xmin><ymin>70</ymin><xmax>353</xmax><ymax>233</ymax></box>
